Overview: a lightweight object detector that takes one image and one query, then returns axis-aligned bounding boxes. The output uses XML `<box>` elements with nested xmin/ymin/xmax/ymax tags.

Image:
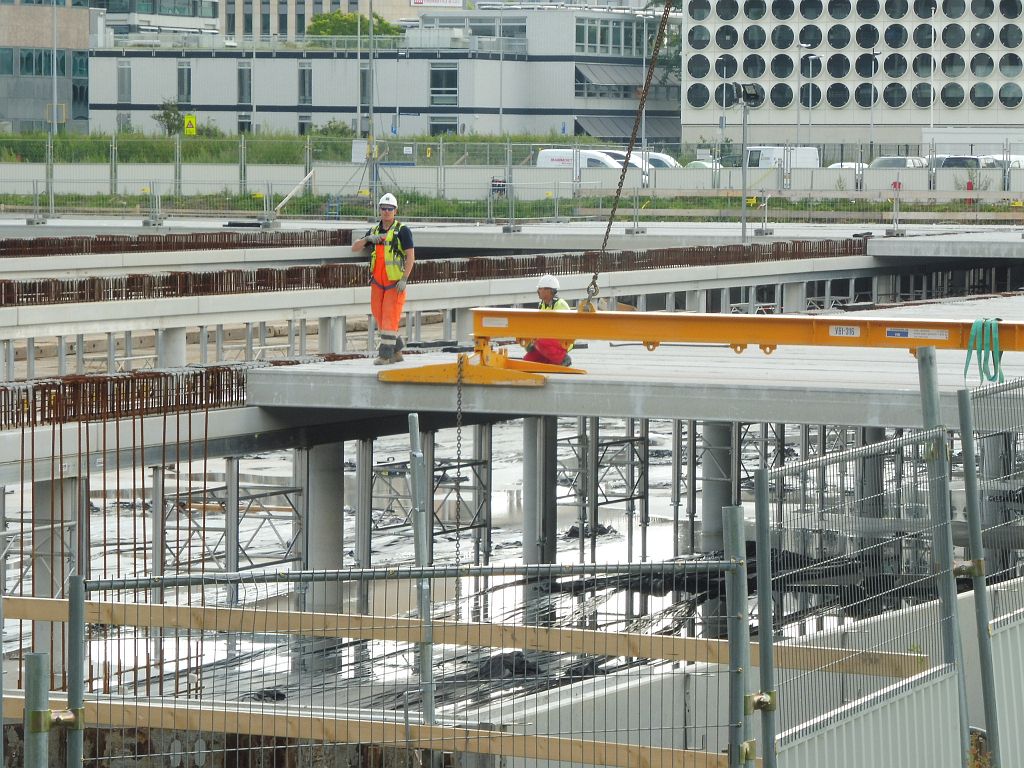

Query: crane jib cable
<box><xmin>584</xmin><ymin>0</ymin><xmax>677</xmax><ymax>310</ymax></box>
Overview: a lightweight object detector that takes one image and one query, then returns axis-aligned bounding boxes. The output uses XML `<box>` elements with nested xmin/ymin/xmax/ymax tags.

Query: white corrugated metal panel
<box><xmin>776</xmin><ymin>669</ymin><xmax>961</xmax><ymax>768</ymax></box>
<box><xmin>991</xmin><ymin>615</ymin><xmax>1024</xmax><ymax>760</ymax></box>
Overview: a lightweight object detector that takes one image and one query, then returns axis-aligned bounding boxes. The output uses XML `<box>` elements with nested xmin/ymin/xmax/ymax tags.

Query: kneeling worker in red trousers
<box><xmin>523</xmin><ymin>274</ymin><xmax>573</xmax><ymax>367</ymax></box>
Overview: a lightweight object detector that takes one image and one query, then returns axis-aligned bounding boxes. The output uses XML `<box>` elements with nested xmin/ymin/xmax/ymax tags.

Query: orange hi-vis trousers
<box><xmin>371</xmin><ymin>283</ymin><xmax>406</xmax><ymax>334</ymax></box>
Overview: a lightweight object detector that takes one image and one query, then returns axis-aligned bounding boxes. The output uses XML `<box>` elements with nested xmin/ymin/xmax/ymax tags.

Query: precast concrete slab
<box><xmin>245</xmin><ymin>294</ymin><xmax>1024</xmax><ymax>430</ymax></box>
<box><xmin>868</xmin><ymin>227</ymin><xmax>1024</xmax><ymax>261</ymax></box>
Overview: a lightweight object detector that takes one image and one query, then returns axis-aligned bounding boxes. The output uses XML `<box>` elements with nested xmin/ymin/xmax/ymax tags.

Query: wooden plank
<box><xmin>1</xmin><ymin>693</ymin><xmax>738</xmax><ymax>768</ymax></box>
<box><xmin>3</xmin><ymin>597</ymin><xmax>925</xmax><ymax>677</ymax></box>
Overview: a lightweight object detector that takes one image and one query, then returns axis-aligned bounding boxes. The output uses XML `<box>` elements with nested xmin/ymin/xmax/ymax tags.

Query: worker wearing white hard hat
<box><xmin>351</xmin><ymin>192</ymin><xmax>416</xmax><ymax>365</ymax></box>
<box><xmin>524</xmin><ymin>274</ymin><xmax>574</xmax><ymax>367</ymax></box>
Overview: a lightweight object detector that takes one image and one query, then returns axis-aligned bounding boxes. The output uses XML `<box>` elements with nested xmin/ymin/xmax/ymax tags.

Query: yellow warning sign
<box><xmin>183</xmin><ymin>114</ymin><xmax>197</xmax><ymax>136</ymax></box>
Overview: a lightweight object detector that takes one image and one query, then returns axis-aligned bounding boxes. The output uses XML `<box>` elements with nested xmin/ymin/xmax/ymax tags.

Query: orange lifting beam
<box><xmin>379</xmin><ymin>309</ymin><xmax>1019</xmax><ymax>386</ymax></box>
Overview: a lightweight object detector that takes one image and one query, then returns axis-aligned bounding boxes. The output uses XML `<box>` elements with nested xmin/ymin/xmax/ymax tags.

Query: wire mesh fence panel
<box><xmin>966</xmin><ymin>377</ymin><xmax>1024</xmax><ymax>621</ymax></box>
<box><xmin>758</xmin><ymin>427</ymin><xmax>957</xmax><ymax>743</ymax></box>
<box><xmin>63</xmin><ymin>564</ymin><xmax>743</xmax><ymax>768</ymax></box>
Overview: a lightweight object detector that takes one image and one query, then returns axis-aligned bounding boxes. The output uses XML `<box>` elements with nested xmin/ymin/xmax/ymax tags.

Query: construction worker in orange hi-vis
<box><xmin>523</xmin><ymin>274</ymin><xmax>574</xmax><ymax>367</ymax></box>
<box><xmin>351</xmin><ymin>192</ymin><xmax>416</xmax><ymax>365</ymax></box>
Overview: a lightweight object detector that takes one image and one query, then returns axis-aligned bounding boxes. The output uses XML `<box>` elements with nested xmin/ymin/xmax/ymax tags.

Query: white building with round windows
<box><xmin>680</xmin><ymin>0</ymin><xmax>1024</xmax><ymax>147</ymax></box>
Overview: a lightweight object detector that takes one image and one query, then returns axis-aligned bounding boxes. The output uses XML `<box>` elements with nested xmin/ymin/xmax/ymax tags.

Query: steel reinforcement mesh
<box><xmin>759</xmin><ymin>427</ymin><xmax>954</xmax><ymax>740</ymax></box>
<box><xmin>967</xmin><ymin>377</ymin><xmax>1024</xmax><ymax>621</ymax></box>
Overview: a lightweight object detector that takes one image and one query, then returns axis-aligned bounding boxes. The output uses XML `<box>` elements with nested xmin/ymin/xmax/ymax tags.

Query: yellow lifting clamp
<box><xmin>378</xmin><ymin>308</ymin><xmax>1024</xmax><ymax>386</ymax></box>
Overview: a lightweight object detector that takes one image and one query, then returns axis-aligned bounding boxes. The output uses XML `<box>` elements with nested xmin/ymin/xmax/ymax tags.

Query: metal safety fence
<box><xmin>754</xmin><ymin>427</ymin><xmax>966</xmax><ymax>768</ymax></box>
<box><xmin>10</xmin><ymin>555</ymin><xmax>763</xmax><ymax>768</ymax></box>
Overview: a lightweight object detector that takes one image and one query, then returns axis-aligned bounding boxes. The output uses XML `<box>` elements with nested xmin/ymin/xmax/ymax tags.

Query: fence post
<box><xmin>917</xmin><ymin>346</ymin><xmax>971</xmax><ymax>767</ymax></box>
<box><xmin>724</xmin><ymin>504</ymin><xmax>754</xmax><ymax>767</ymax></box>
<box><xmin>68</xmin><ymin>575</ymin><xmax>85</xmax><ymax>768</ymax></box>
<box><xmin>109</xmin><ymin>134</ymin><xmax>118</xmax><ymax>196</ymax></box>
<box><xmin>956</xmin><ymin>389</ymin><xmax>1002</xmax><ymax>767</ymax></box>
<box><xmin>46</xmin><ymin>133</ymin><xmax>55</xmax><ymax>217</ymax></box>
<box><xmin>24</xmin><ymin>652</ymin><xmax>49</xmax><ymax>768</ymax></box>
<box><xmin>754</xmin><ymin>468</ymin><xmax>778</xmax><ymax>768</ymax></box>
<box><xmin>174</xmin><ymin>133</ymin><xmax>182</xmax><ymax>197</ymax></box>
<box><xmin>408</xmin><ymin>414</ymin><xmax>435</xmax><ymax>727</ymax></box>
<box><xmin>239</xmin><ymin>133</ymin><xmax>247</xmax><ymax>196</ymax></box>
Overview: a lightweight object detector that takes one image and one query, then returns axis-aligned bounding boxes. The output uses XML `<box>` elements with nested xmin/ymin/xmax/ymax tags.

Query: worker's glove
<box><xmin>364</xmin><ymin>233</ymin><xmax>385</xmax><ymax>245</ymax></box>
<box><xmin>394</xmin><ymin>278</ymin><xmax>408</xmax><ymax>292</ymax></box>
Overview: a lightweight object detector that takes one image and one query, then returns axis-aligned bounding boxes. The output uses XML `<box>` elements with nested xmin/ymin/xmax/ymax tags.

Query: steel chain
<box><xmin>586</xmin><ymin>0</ymin><xmax>677</xmax><ymax>308</ymax></box>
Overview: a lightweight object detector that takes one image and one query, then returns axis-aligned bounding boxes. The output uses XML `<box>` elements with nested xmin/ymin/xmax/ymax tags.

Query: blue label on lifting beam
<box><xmin>885</xmin><ymin>327</ymin><xmax>949</xmax><ymax>340</ymax></box>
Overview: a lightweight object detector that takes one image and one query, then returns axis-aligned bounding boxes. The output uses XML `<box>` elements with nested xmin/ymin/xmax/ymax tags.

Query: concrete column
<box><xmin>367</xmin><ymin>315</ymin><xmax>377</xmax><ymax>352</ymax></box>
<box><xmin>522</xmin><ymin>418</ymin><xmax>541</xmax><ymax>565</ymax></box>
<box><xmin>665</xmin><ymin>292</ymin><xmax>677</xmax><ymax>312</ymax></box>
<box><xmin>33</xmin><ymin>477</ymin><xmax>78</xmax><ymax>672</ymax></box>
<box><xmin>701</xmin><ymin>421</ymin><xmax>733</xmax><ymax>638</ymax></box>
<box><xmin>26</xmin><ymin>337</ymin><xmax>35</xmax><ymax>379</ymax></box>
<box><xmin>75</xmin><ymin>334</ymin><xmax>84</xmax><ymax>374</ymax></box>
<box><xmin>523</xmin><ymin>416</ymin><xmax>557</xmax><ymax>628</ymax></box>
<box><xmin>539</xmin><ymin>416</ymin><xmax>558</xmax><ymax>563</ymax></box>
<box><xmin>125</xmin><ymin>330</ymin><xmax>134</xmax><ymax>369</ymax></box>
<box><xmin>160</xmin><ymin>327</ymin><xmax>187</xmax><ymax>368</ymax></box>
<box><xmin>782</xmin><ymin>282</ymin><xmax>806</xmax><ymax>313</ymax></box>
<box><xmin>197</xmin><ymin>326</ymin><xmax>207</xmax><ymax>365</ymax></box>
<box><xmin>442</xmin><ymin>310</ymin><xmax>453</xmax><ymax>341</ymax></box>
<box><xmin>287</xmin><ymin>320</ymin><xmax>296</xmax><ymax>355</ymax></box>
<box><xmin>636</xmin><ymin>294</ymin><xmax>648</xmax><ymax>312</ymax></box>
<box><xmin>454</xmin><ymin>308</ymin><xmax>473</xmax><ymax>343</ymax></box>
<box><xmin>472</xmin><ymin>424</ymin><xmax>493</xmax><ymax>566</ymax></box>
<box><xmin>720</xmin><ymin>288</ymin><xmax>730</xmax><ymax>313</ymax></box>
<box><xmin>318</xmin><ymin>317</ymin><xmax>346</xmax><ymax>354</ymax></box>
<box><xmin>225</xmin><ymin>457</ymin><xmax>240</xmax><ymax>605</ymax></box>
<box><xmin>355</xmin><ymin>438</ymin><xmax>373</xmax><ymax>614</ymax></box>
<box><xmin>56</xmin><ymin>336</ymin><xmax>66</xmax><ymax>377</ymax></box>
<box><xmin>105</xmin><ymin>332</ymin><xmax>115</xmax><ymax>373</ymax></box>
<box><xmin>215</xmin><ymin>325</ymin><xmax>225</xmax><ymax>362</ymax></box>
<box><xmin>245</xmin><ymin>323</ymin><xmax>255</xmax><ymax>361</ymax></box>
<box><xmin>299</xmin><ymin>319</ymin><xmax>307</xmax><ymax>355</ymax></box>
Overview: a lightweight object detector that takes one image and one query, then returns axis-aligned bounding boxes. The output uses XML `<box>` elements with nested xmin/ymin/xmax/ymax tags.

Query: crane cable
<box><xmin>583</xmin><ymin>0</ymin><xmax>678</xmax><ymax>311</ymax></box>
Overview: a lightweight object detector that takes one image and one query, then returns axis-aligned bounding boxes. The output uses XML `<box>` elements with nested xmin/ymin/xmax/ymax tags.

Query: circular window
<box><xmin>687</xmin><ymin>84</ymin><xmax>710</xmax><ymax>107</ymax></box>
<box><xmin>771</xmin><ymin>53</ymin><xmax>795</xmax><ymax>76</ymax></box>
<box><xmin>1002</xmin><ymin>53</ymin><xmax>1023</xmax><ymax>76</ymax></box>
<box><xmin>912</xmin><ymin>83</ymin><xmax>934</xmax><ymax>106</ymax></box>
<box><xmin>690</xmin><ymin>0</ymin><xmax>712</xmax><ymax>19</ymax></box>
<box><xmin>884</xmin><ymin>53</ymin><xmax>908</xmax><ymax>75</ymax></box>
<box><xmin>1000</xmin><ymin>82</ymin><xmax>1023</xmax><ymax>107</ymax></box>
<box><xmin>775</xmin><ymin>0</ymin><xmax>796</xmax><ymax>17</ymax></box>
<box><xmin>800</xmin><ymin>25</ymin><xmax>823</xmax><ymax>46</ymax></box>
<box><xmin>829</xmin><ymin>0</ymin><xmax>852</xmax><ymax>16</ymax></box>
<box><xmin>883</xmin><ymin>82</ymin><xmax>907</xmax><ymax>106</ymax></box>
<box><xmin>972</xmin><ymin>52</ymin><xmax>994</xmax><ymax>75</ymax></box>
<box><xmin>913</xmin><ymin>52</ymin><xmax>934</xmax><ymax>75</ymax></box>
<box><xmin>800</xmin><ymin>53</ymin><xmax>824</xmax><ymax>75</ymax></box>
<box><xmin>717</xmin><ymin>26</ymin><xmax>740</xmax><ymax>48</ymax></box>
<box><xmin>855</xmin><ymin>82</ymin><xmax>877</xmax><ymax>106</ymax></box>
<box><xmin>857</xmin><ymin>0</ymin><xmax>880</xmax><ymax>16</ymax></box>
<box><xmin>688</xmin><ymin>54</ymin><xmax>711</xmax><ymax>77</ymax></box>
<box><xmin>745</xmin><ymin>0</ymin><xmax>768</xmax><ymax>17</ymax></box>
<box><xmin>885</xmin><ymin>0</ymin><xmax>910</xmax><ymax>17</ymax></box>
<box><xmin>1002</xmin><ymin>25</ymin><xmax>1023</xmax><ymax>46</ymax></box>
<box><xmin>801</xmin><ymin>0</ymin><xmax>824</xmax><ymax>16</ymax></box>
<box><xmin>771</xmin><ymin>82</ymin><xmax>794</xmax><ymax>106</ymax></box>
<box><xmin>747</xmin><ymin>84</ymin><xmax>768</xmax><ymax>106</ymax></box>
<box><xmin>744</xmin><ymin>54</ymin><xmax>767</xmax><ymax>76</ymax></box>
<box><xmin>857</xmin><ymin>51</ymin><xmax>882</xmax><ymax>74</ymax></box>
<box><xmin>688</xmin><ymin>26</ymin><xmax>712</xmax><ymax>49</ymax></box>
<box><xmin>942</xmin><ymin>24</ymin><xmax>965</xmax><ymax>47</ymax></box>
<box><xmin>856</xmin><ymin>24</ymin><xmax>880</xmax><ymax>47</ymax></box>
<box><xmin>972</xmin><ymin>24</ymin><xmax>994</xmax><ymax>47</ymax></box>
<box><xmin>970</xmin><ymin>82</ymin><xmax>994</xmax><ymax>106</ymax></box>
<box><xmin>714</xmin><ymin>54</ymin><xmax>739</xmax><ymax>76</ymax></box>
<box><xmin>772</xmin><ymin>25</ymin><xmax>795</xmax><ymax>47</ymax></box>
<box><xmin>716</xmin><ymin>82</ymin><xmax>737</xmax><ymax>108</ymax></box>
<box><xmin>715</xmin><ymin>0</ymin><xmax>744</xmax><ymax>23</ymax></box>
<box><xmin>942</xmin><ymin>52</ymin><xmax>965</xmax><ymax>75</ymax></box>
<box><xmin>745</xmin><ymin>26</ymin><xmax>768</xmax><ymax>47</ymax></box>
<box><xmin>972</xmin><ymin>0</ymin><xmax>994</xmax><ymax>16</ymax></box>
<box><xmin>800</xmin><ymin>82</ymin><xmax>822</xmax><ymax>107</ymax></box>
<box><xmin>718</xmin><ymin>0</ymin><xmax>740</xmax><ymax>18</ymax></box>
<box><xmin>828</xmin><ymin>24</ymin><xmax>852</xmax><ymax>46</ymax></box>
<box><xmin>941</xmin><ymin>82</ymin><xmax>965</xmax><ymax>106</ymax></box>
<box><xmin>913</xmin><ymin>0</ymin><xmax>935</xmax><ymax>15</ymax></box>
<box><xmin>913</xmin><ymin>24</ymin><xmax>935</xmax><ymax>46</ymax></box>
<box><xmin>1002</xmin><ymin>0</ymin><xmax>1023</xmax><ymax>17</ymax></box>
<box><xmin>885</xmin><ymin>24</ymin><xmax>909</xmax><ymax>47</ymax></box>
<box><xmin>826</xmin><ymin>82</ymin><xmax>850</xmax><ymax>106</ymax></box>
<box><xmin>827</xmin><ymin>52</ymin><xmax>852</xmax><ymax>75</ymax></box>
<box><xmin>943</xmin><ymin>0</ymin><xmax>966</xmax><ymax>15</ymax></box>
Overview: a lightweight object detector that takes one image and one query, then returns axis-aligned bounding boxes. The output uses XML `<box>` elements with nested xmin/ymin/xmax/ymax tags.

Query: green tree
<box><xmin>151</xmin><ymin>99</ymin><xmax>185</xmax><ymax>136</ymax></box>
<box><xmin>315</xmin><ymin>119</ymin><xmax>356</xmax><ymax>137</ymax></box>
<box><xmin>305</xmin><ymin>11</ymin><xmax>402</xmax><ymax>36</ymax></box>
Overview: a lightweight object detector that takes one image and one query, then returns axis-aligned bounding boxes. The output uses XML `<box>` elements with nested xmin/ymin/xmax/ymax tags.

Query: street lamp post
<box><xmin>738</xmin><ymin>82</ymin><xmax>759</xmax><ymax>244</ymax></box>
<box><xmin>930</xmin><ymin>0</ymin><xmax>937</xmax><ymax>130</ymax></box>
<box><xmin>716</xmin><ymin>54</ymin><xmax>727</xmax><ymax>150</ymax></box>
<box><xmin>804</xmin><ymin>53</ymin><xmax>820</xmax><ymax>145</ymax></box>
<box><xmin>869</xmin><ymin>48</ymin><xmax>879</xmax><ymax>153</ymax></box>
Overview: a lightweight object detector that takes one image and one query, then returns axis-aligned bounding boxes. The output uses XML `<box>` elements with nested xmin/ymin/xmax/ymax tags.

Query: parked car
<box><xmin>828</xmin><ymin>162</ymin><xmax>867</xmax><ymax>171</ymax></box>
<box><xmin>684</xmin><ymin>159</ymin><xmax>721</xmax><ymax>169</ymax></box>
<box><xmin>868</xmin><ymin>156</ymin><xmax>928</xmax><ymax>169</ymax></box>
<box><xmin>536</xmin><ymin>148</ymin><xmax>622</xmax><ymax>169</ymax></box>
<box><xmin>644</xmin><ymin>151</ymin><xmax>683</xmax><ymax>169</ymax></box>
<box><xmin>598</xmin><ymin>149</ymin><xmax>650</xmax><ymax>172</ymax></box>
<box><xmin>721</xmin><ymin>146</ymin><xmax>820</xmax><ymax>168</ymax></box>
<box><xmin>938</xmin><ymin>155</ymin><xmax>1001</xmax><ymax>169</ymax></box>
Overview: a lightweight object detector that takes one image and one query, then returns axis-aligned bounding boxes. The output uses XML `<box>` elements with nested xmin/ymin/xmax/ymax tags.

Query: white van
<box><xmin>723</xmin><ymin>146</ymin><xmax>820</xmax><ymax>169</ymax></box>
<box><xmin>536</xmin><ymin>148</ymin><xmax>622</xmax><ymax>169</ymax></box>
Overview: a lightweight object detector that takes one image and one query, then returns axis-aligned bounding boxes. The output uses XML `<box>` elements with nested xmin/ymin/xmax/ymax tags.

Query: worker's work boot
<box><xmin>373</xmin><ymin>344</ymin><xmax>396</xmax><ymax>366</ymax></box>
<box><xmin>392</xmin><ymin>337</ymin><xmax>404</xmax><ymax>363</ymax></box>
<box><xmin>561</xmin><ymin>354</ymin><xmax>573</xmax><ymax>367</ymax></box>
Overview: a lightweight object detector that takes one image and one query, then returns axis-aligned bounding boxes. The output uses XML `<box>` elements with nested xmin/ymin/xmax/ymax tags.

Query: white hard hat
<box><xmin>378</xmin><ymin>192</ymin><xmax>398</xmax><ymax>208</ymax></box>
<box><xmin>537</xmin><ymin>274</ymin><xmax>560</xmax><ymax>291</ymax></box>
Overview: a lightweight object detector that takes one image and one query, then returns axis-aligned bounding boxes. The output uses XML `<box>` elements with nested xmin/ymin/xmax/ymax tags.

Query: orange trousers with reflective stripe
<box><xmin>371</xmin><ymin>283</ymin><xmax>406</xmax><ymax>333</ymax></box>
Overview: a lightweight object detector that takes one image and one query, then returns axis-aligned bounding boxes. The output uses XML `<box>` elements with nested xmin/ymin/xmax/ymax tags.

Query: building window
<box><xmin>298</xmin><ymin>61</ymin><xmax>312</xmax><ymax>106</ymax></box>
<box><xmin>359</xmin><ymin>63</ymin><xmax>369</xmax><ymax>109</ymax></box>
<box><xmin>117</xmin><ymin>60</ymin><xmax>131</xmax><ymax>103</ymax></box>
<box><xmin>429</xmin><ymin>63</ymin><xmax>457</xmax><ymax>107</ymax></box>
<box><xmin>71</xmin><ymin>79</ymin><xmax>88</xmax><ymax>119</ymax></box>
<box><xmin>0</xmin><ymin>48</ymin><xmax>12</xmax><ymax>75</ymax></box>
<box><xmin>429</xmin><ymin>116</ymin><xmax>457</xmax><ymax>135</ymax></box>
<box><xmin>238</xmin><ymin>61</ymin><xmax>252</xmax><ymax>105</ymax></box>
<box><xmin>177</xmin><ymin>61</ymin><xmax>191</xmax><ymax>104</ymax></box>
<box><xmin>116</xmin><ymin>112</ymin><xmax>132</xmax><ymax>132</ymax></box>
<box><xmin>298</xmin><ymin>114</ymin><xmax>312</xmax><ymax>135</ymax></box>
<box><xmin>238</xmin><ymin>113</ymin><xmax>252</xmax><ymax>133</ymax></box>
<box><xmin>278</xmin><ymin>12</ymin><xmax>287</xmax><ymax>35</ymax></box>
